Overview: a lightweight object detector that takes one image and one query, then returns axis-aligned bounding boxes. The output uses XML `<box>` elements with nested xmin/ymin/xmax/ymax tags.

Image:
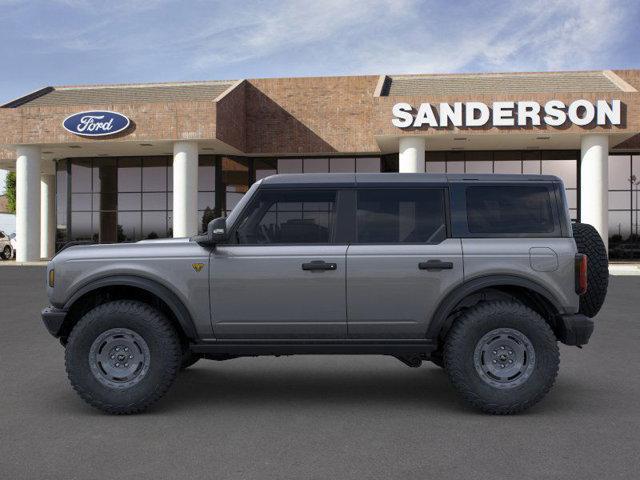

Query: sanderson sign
<box><xmin>391</xmin><ymin>99</ymin><xmax>622</xmax><ymax>128</ymax></box>
<box><xmin>63</xmin><ymin>110</ymin><xmax>131</xmax><ymax>137</ymax></box>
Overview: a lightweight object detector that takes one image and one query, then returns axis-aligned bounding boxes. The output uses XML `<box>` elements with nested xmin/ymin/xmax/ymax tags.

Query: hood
<box><xmin>52</xmin><ymin>237</ymin><xmax>198</xmax><ymax>263</ymax></box>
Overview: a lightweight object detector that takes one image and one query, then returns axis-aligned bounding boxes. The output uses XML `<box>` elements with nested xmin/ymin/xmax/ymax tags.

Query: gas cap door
<box><xmin>529</xmin><ymin>247</ymin><xmax>559</xmax><ymax>272</ymax></box>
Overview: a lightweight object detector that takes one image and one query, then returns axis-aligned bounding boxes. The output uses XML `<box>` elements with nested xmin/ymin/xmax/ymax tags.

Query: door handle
<box><xmin>302</xmin><ymin>260</ymin><xmax>337</xmax><ymax>271</ymax></box>
<box><xmin>419</xmin><ymin>260</ymin><xmax>453</xmax><ymax>271</ymax></box>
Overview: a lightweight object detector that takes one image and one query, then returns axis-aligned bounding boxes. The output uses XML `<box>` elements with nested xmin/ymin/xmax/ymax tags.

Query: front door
<box><xmin>211</xmin><ymin>188</ymin><xmax>348</xmax><ymax>338</ymax></box>
<box><xmin>346</xmin><ymin>187</ymin><xmax>463</xmax><ymax>338</ymax></box>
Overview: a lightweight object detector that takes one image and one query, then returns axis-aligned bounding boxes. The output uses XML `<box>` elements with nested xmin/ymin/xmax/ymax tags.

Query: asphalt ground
<box><xmin>1</xmin><ymin>267</ymin><xmax>639</xmax><ymax>479</ymax></box>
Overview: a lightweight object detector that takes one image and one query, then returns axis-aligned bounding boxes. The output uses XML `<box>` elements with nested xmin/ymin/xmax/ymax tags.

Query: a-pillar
<box><xmin>580</xmin><ymin>134</ymin><xmax>609</xmax><ymax>251</ymax></box>
<box><xmin>399</xmin><ymin>137</ymin><xmax>425</xmax><ymax>173</ymax></box>
<box><xmin>16</xmin><ymin>145</ymin><xmax>41</xmax><ymax>262</ymax></box>
<box><xmin>172</xmin><ymin>141</ymin><xmax>199</xmax><ymax>237</ymax></box>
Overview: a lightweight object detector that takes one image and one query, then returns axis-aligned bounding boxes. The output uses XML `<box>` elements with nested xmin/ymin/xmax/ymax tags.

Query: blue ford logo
<box><xmin>63</xmin><ymin>110</ymin><xmax>130</xmax><ymax>137</ymax></box>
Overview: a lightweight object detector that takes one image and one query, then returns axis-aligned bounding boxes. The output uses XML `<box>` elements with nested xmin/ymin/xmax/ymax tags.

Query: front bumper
<box><xmin>556</xmin><ymin>313</ymin><xmax>594</xmax><ymax>346</ymax></box>
<box><xmin>41</xmin><ymin>306</ymin><xmax>67</xmax><ymax>338</ymax></box>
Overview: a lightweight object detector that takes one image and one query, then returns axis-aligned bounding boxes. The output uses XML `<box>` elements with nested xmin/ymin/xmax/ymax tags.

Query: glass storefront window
<box><xmin>447</xmin><ymin>161</ymin><xmax>464</xmax><ymax>173</ymax></box>
<box><xmin>142</xmin><ymin>211</ymin><xmax>166</xmax><ymax>239</ymax></box>
<box><xmin>465</xmin><ymin>161</ymin><xmax>493</xmax><ymax>174</ymax></box>
<box><xmin>56</xmin><ymin>160</ymin><xmax>68</xmax><ymax>249</ymax></box>
<box><xmin>304</xmin><ymin>158</ymin><xmax>329</xmax><ymax>173</ymax></box>
<box><xmin>142</xmin><ymin>193</ymin><xmax>167</xmax><ymax>211</ymax></box>
<box><xmin>278</xmin><ymin>158</ymin><xmax>302</xmax><ymax>173</ymax></box>
<box><xmin>118</xmin><ymin>193</ymin><xmax>141</xmax><ymax>211</ymax></box>
<box><xmin>198</xmin><ymin>192</ymin><xmax>215</xmax><ymax>211</ymax></box>
<box><xmin>117</xmin><ymin>158</ymin><xmax>142</xmax><ymax>192</ymax></box>
<box><xmin>221</xmin><ymin>157</ymin><xmax>249</xmax><ymax>217</ymax></box>
<box><xmin>522</xmin><ymin>160</ymin><xmax>541</xmax><ymax>174</ymax></box>
<box><xmin>426</xmin><ymin>161</ymin><xmax>446</xmax><ymax>173</ymax></box>
<box><xmin>255</xmin><ymin>158</ymin><xmax>277</xmax><ymax>180</ymax></box>
<box><xmin>493</xmin><ymin>161</ymin><xmax>521</xmax><ymax>174</ymax></box>
<box><xmin>608</xmin><ymin>154</ymin><xmax>640</xmax><ymax>259</ymax></box>
<box><xmin>329</xmin><ymin>157</ymin><xmax>355</xmax><ymax>172</ymax></box>
<box><xmin>71</xmin><ymin>159</ymin><xmax>91</xmax><ymax>192</ymax></box>
<box><xmin>143</xmin><ymin>157</ymin><xmax>167</xmax><ymax>192</ymax></box>
<box><xmin>118</xmin><ymin>211</ymin><xmax>141</xmax><ymax>242</ymax></box>
<box><xmin>542</xmin><ymin>159</ymin><xmax>576</xmax><ymax>189</ymax></box>
<box><xmin>356</xmin><ymin>157</ymin><xmax>380</xmax><ymax>172</ymax></box>
<box><xmin>198</xmin><ymin>156</ymin><xmax>215</xmax><ymax>191</ymax></box>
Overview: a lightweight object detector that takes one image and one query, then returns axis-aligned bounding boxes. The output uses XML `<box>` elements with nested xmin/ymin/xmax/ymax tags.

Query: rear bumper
<box><xmin>41</xmin><ymin>306</ymin><xmax>67</xmax><ymax>338</ymax></box>
<box><xmin>556</xmin><ymin>313</ymin><xmax>594</xmax><ymax>346</ymax></box>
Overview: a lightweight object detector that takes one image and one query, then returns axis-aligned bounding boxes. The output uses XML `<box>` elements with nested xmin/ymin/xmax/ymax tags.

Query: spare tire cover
<box><xmin>572</xmin><ymin>222</ymin><xmax>609</xmax><ymax>317</ymax></box>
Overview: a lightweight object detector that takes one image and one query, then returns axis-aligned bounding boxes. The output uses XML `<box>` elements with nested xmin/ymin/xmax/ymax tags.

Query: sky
<box><xmin>1</xmin><ymin>0</ymin><xmax>639</xmax><ymax>193</ymax></box>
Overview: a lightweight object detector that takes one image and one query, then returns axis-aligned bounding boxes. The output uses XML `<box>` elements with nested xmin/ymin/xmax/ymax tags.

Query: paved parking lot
<box><xmin>1</xmin><ymin>266</ymin><xmax>639</xmax><ymax>479</ymax></box>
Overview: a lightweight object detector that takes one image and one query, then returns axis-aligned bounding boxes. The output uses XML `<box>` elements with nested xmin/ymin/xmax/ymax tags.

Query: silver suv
<box><xmin>42</xmin><ymin>173</ymin><xmax>608</xmax><ymax>415</ymax></box>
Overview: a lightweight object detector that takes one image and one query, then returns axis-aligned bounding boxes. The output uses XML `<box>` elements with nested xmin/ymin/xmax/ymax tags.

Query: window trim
<box><xmin>352</xmin><ymin>186</ymin><xmax>450</xmax><ymax>245</ymax></box>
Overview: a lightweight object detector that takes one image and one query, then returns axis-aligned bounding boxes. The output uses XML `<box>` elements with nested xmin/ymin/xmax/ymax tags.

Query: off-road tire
<box><xmin>444</xmin><ymin>301</ymin><xmax>560</xmax><ymax>414</ymax></box>
<box><xmin>65</xmin><ymin>300</ymin><xmax>181</xmax><ymax>414</ymax></box>
<box><xmin>1</xmin><ymin>245</ymin><xmax>11</xmax><ymax>260</ymax></box>
<box><xmin>180</xmin><ymin>351</ymin><xmax>201</xmax><ymax>370</ymax></box>
<box><xmin>572</xmin><ymin>222</ymin><xmax>608</xmax><ymax>317</ymax></box>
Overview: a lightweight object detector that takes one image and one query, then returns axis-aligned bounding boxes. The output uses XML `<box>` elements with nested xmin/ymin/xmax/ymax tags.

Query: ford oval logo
<box><xmin>62</xmin><ymin>110</ymin><xmax>130</xmax><ymax>137</ymax></box>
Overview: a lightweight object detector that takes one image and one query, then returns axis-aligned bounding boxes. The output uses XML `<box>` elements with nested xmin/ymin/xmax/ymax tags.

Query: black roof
<box><xmin>259</xmin><ymin>172</ymin><xmax>561</xmax><ymax>187</ymax></box>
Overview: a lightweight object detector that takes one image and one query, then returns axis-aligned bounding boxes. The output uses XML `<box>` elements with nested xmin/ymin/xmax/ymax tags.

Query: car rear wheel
<box><xmin>444</xmin><ymin>301</ymin><xmax>559</xmax><ymax>414</ymax></box>
<box><xmin>65</xmin><ymin>300</ymin><xmax>181</xmax><ymax>414</ymax></box>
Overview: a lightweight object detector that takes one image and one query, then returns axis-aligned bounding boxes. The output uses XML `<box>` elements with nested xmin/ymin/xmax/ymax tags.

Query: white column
<box><xmin>15</xmin><ymin>145</ymin><xmax>41</xmax><ymax>262</ymax></box>
<box><xmin>40</xmin><ymin>173</ymin><xmax>56</xmax><ymax>259</ymax></box>
<box><xmin>172</xmin><ymin>141</ymin><xmax>199</xmax><ymax>237</ymax></box>
<box><xmin>399</xmin><ymin>137</ymin><xmax>425</xmax><ymax>173</ymax></box>
<box><xmin>580</xmin><ymin>134</ymin><xmax>609</xmax><ymax>251</ymax></box>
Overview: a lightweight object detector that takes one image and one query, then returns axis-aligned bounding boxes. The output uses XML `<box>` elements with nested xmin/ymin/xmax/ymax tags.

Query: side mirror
<box><xmin>208</xmin><ymin>217</ymin><xmax>227</xmax><ymax>244</ymax></box>
<box><xmin>194</xmin><ymin>217</ymin><xmax>227</xmax><ymax>246</ymax></box>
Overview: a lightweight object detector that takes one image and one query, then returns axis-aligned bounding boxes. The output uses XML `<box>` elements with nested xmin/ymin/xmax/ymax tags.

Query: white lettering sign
<box><xmin>391</xmin><ymin>100</ymin><xmax>622</xmax><ymax>128</ymax></box>
<box><xmin>77</xmin><ymin>115</ymin><xmax>114</xmax><ymax>133</ymax></box>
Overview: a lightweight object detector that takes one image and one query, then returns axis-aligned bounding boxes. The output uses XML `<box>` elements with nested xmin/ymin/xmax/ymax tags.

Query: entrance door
<box><xmin>211</xmin><ymin>188</ymin><xmax>348</xmax><ymax>338</ymax></box>
<box><xmin>346</xmin><ymin>188</ymin><xmax>463</xmax><ymax>338</ymax></box>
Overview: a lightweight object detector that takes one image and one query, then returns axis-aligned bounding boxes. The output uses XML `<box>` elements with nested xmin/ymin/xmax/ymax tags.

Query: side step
<box><xmin>191</xmin><ymin>339</ymin><xmax>437</xmax><ymax>356</ymax></box>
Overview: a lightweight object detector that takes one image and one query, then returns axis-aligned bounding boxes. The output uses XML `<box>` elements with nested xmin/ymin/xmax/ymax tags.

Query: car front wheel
<box><xmin>443</xmin><ymin>301</ymin><xmax>560</xmax><ymax>414</ymax></box>
<box><xmin>65</xmin><ymin>300</ymin><xmax>181</xmax><ymax>414</ymax></box>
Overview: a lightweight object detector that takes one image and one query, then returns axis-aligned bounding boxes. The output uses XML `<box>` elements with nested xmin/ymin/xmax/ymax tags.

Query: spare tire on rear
<box><xmin>572</xmin><ymin>222</ymin><xmax>608</xmax><ymax>317</ymax></box>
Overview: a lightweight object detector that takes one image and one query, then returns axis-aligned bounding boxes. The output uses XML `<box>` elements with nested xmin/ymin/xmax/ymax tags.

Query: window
<box><xmin>466</xmin><ymin>186</ymin><xmax>555</xmax><ymax>234</ymax></box>
<box><xmin>235</xmin><ymin>190</ymin><xmax>337</xmax><ymax>244</ymax></box>
<box><xmin>356</xmin><ymin>189</ymin><xmax>446</xmax><ymax>244</ymax></box>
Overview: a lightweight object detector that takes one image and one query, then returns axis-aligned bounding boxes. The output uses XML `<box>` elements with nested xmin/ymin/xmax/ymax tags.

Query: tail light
<box><xmin>575</xmin><ymin>254</ymin><xmax>587</xmax><ymax>295</ymax></box>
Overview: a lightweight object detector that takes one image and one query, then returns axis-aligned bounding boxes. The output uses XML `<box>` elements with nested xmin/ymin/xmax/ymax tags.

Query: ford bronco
<box><xmin>42</xmin><ymin>173</ymin><xmax>608</xmax><ymax>414</ymax></box>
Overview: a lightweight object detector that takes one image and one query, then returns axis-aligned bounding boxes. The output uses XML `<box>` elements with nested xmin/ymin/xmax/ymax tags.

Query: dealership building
<box><xmin>1</xmin><ymin>69</ymin><xmax>639</xmax><ymax>262</ymax></box>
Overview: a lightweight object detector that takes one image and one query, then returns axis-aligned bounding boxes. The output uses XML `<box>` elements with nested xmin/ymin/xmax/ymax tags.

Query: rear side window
<box><xmin>356</xmin><ymin>189</ymin><xmax>446</xmax><ymax>243</ymax></box>
<box><xmin>466</xmin><ymin>186</ymin><xmax>555</xmax><ymax>234</ymax></box>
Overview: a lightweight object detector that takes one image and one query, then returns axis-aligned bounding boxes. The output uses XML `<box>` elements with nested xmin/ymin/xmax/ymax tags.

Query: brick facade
<box><xmin>0</xmin><ymin>70</ymin><xmax>639</xmax><ymax>159</ymax></box>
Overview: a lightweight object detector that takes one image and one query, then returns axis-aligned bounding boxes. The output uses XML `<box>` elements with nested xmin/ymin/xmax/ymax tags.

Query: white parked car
<box><xmin>0</xmin><ymin>230</ymin><xmax>14</xmax><ymax>260</ymax></box>
<box><xmin>9</xmin><ymin>232</ymin><xmax>16</xmax><ymax>258</ymax></box>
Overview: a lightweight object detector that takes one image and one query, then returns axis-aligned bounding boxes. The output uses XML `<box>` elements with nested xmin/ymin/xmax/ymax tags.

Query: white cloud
<box><xmin>6</xmin><ymin>0</ymin><xmax>637</xmax><ymax>86</ymax></box>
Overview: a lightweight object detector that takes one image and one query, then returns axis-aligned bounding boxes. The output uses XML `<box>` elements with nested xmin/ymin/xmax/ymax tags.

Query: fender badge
<box><xmin>192</xmin><ymin>263</ymin><xmax>204</xmax><ymax>272</ymax></box>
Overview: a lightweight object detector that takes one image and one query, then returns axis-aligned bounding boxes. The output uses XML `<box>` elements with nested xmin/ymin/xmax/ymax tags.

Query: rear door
<box><xmin>346</xmin><ymin>187</ymin><xmax>463</xmax><ymax>338</ymax></box>
<box><xmin>211</xmin><ymin>188</ymin><xmax>349</xmax><ymax>339</ymax></box>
